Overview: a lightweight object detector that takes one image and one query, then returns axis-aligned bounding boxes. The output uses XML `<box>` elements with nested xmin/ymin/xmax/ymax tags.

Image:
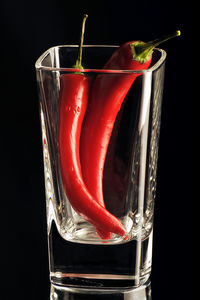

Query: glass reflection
<box><xmin>50</xmin><ymin>281</ymin><xmax>152</xmax><ymax>300</ymax></box>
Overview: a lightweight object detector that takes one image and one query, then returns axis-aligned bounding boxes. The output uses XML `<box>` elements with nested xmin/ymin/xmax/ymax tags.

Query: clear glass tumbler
<box><xmin>35</xmin><ymin>45</ymin><xmax>166</xmax><ymax>289</ymax></box>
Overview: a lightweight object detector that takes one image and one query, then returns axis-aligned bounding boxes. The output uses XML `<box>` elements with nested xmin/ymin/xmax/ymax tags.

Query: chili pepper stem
<box><xmin>130</xmin><ymin>30</ymin><xmax>181</xmax><ymax>64</ymax></box>
<box><xmin>73</xmin><ymin>14</ymin><xmax>88</xmax><ymax>69</ymax></box>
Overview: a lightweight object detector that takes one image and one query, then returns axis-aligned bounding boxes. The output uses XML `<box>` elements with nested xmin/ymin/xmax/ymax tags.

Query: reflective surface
<box><xmin>50</xmin><ymin>281</ymin><xmax>152</xmax><ymax>299</ymax></box>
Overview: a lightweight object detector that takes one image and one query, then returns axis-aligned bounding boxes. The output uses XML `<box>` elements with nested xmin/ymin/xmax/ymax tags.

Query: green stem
<box><xmin>130</xmin><ymin>30</ymin><xmax>181</xmax><ymax>64</ymax></box>
<box><xmin>74</xmin><ymin>14</ymin><xmax>88</xmax><ymax>69</ymax></box>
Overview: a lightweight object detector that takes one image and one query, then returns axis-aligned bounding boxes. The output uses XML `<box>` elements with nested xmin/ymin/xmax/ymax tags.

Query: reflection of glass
<box><xmin>50</xmin><ymin>281</ymin><xmax>152</xmax><ymax>299</ymax></box>
<box><xmin>35</xmin><ymin>46</ymin><xmax>166</xmax><ymax>289</ymax></box>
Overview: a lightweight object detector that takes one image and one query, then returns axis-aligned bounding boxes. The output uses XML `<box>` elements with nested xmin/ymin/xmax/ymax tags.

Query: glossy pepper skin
<box><xmin>80</xmin><ymin>41</ymin><xmax>152</xmax><ymax>208</ymax></box>
<box><xmin>58</xmin><ymin>74</ymin><xmax>125</xmax><ymax>237</ymax></box>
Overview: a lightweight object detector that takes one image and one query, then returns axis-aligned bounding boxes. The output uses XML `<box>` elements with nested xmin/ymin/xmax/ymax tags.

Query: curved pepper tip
<box><xmin>123</xmin><ymin>234</ymin><xmax>129</xmax><ymax>241</ymax></box>
<box><xmin>117</xmin><ymin>226</ymin><xmax>126</xmax><ymax>237</ymax></box>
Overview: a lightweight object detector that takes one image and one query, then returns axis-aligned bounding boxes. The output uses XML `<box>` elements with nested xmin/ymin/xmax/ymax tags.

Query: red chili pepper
<box><xmin>58</xmin><ymin>74</ymin><xmax>125</xmax><ymax>236</ymax></box>
<box><xmin>58</xmin><ymin>15</ymin><xmax>125</xmax><ymax>238</ymax></box>
<box><xmin>80</xmin><ymin>31</ymin><xmax>180</xmax><ymax>209</ymax></box>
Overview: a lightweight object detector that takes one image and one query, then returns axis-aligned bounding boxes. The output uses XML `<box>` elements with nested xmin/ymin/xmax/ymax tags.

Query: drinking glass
<box><xmin>35</xmin><ymin>45</ymin><xmax>166</xmax><ymax>291</ymax></box>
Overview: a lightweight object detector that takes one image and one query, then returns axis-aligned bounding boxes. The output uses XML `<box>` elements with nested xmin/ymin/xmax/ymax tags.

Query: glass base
<box><xmin>49</xmin><ymin>222</ymin><xmax>152</xmax><ymax>289</ymax></box>
<box><xmin>50</xmin><ymin>280</ymin><xmax>152</xmax><ymax>299</ymax></box>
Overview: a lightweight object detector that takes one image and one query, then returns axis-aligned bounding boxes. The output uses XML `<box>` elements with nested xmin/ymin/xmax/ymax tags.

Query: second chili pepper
<box><xmin>80</xmin><ymin>31</ymin><xmax>180</xmax><ymax>209</ymax></box>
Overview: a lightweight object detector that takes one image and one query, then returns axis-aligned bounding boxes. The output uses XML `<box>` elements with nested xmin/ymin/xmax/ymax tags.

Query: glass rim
<box><xmin>35</xmin><ymin>45</ymin><xmax>166</xmax><ymax>74</ymax></box>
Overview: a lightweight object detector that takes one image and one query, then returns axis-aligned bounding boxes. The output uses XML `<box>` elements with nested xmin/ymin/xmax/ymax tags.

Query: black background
<box><xmin>1</xmin><ymin>1</ymin><xmax>185</xmax><ymax>299</ymax></box>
